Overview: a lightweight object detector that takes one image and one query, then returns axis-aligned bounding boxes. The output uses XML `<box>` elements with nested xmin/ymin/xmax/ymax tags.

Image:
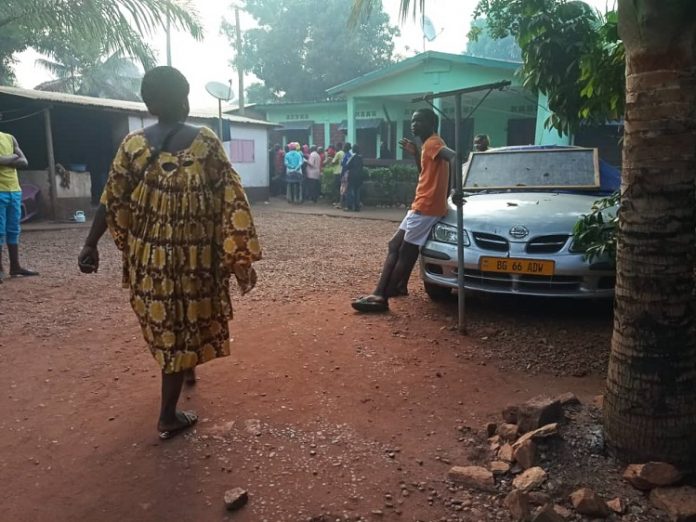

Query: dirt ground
<box><xmin>0</xmin><ymin>206</ymin><xmax>615</xmax><ymax>521</ymax></box>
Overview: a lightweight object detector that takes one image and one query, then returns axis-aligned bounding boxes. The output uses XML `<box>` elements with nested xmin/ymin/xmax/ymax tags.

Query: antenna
<box><xmin>205</xmin><ymin>80</ymin><xmax>235</xmax><ymax>139</ymax></box>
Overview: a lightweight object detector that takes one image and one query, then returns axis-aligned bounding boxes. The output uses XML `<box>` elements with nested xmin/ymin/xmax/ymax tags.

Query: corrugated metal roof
<box><xmin>0</xmin><ymin>86</ymin><xmax>277</xmax><ymax>127</ymax></box>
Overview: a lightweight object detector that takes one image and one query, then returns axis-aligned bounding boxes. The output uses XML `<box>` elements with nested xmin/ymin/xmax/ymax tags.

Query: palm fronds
<box><xmin>350</xmin><ymin>0</ymin><xmax>425</xmax><ymax>24</ymax></box>
<box><xmin>1</xmin><ymin>0</ymin><xmax>202</xmax><ymax>61</ymax></box>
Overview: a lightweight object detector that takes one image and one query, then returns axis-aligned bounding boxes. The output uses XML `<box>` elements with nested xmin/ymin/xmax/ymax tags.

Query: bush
<box><xmin>366</xmin><ymin>165</ymin><xmax>418</xmax><ymax>206</ymax></box>
<box><xmin>320</xmin><ymin>164</ymin><xmax>419</xmax><ymax>206</ymax></box>
<box><xmin>571</xmin><ymin>190</ymin><xmax>619</xmax><ymax>263</ymax></box>
<box><xmin>321</xmin><ymin>168</ymin><xmax>339</xmax><ymax>202</ymax></box>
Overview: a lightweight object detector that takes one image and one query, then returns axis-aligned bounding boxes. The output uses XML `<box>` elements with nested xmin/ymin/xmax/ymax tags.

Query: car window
<box><xmin>463</xmin><ymin>148</ymin><xmax>599</xmax><ymax>191</ymax></box>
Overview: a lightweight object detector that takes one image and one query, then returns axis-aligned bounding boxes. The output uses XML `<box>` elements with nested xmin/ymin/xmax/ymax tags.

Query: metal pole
<box><xmin>43</xmin><ymin>108</ymin><xmax>58</xmax><ymax>220</ymax></box>
<box><xmin>235</xmin><ymin>6</ymin><xmax>245</xmax><ymax>115</ymax></box>
<box><xmin>218</xmin><ymin>99</ymin><xmax>224</xmax><ymax>139</ymax></box>
<box><xmin>166</xmin><ymin>14</ymin><xmax>172</xmax><ymax>66</ymax></box>
<box><xmin>454</xmin><ymin>93</ymin><xmax>467</xmax><ymax>334</ymax></box>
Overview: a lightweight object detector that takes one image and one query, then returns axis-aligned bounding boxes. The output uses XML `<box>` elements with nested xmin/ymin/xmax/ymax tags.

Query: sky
<box><xmin>13</xmin><ymin>0</ymin><xmax>610</xmax><ymax>111</ymax></box>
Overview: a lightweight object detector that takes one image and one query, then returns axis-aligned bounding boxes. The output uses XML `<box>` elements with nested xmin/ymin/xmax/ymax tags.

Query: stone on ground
<box><xmin>498</xmin><ymin>443</ymin><xmax>515</xmax><ymax>463</ymax></box>
<box><xmin>512</xmin><ymin>423</ymin><xmax>559</xmax><ymax>450</ymax></box>
<box><xmin>553</xmin><ymin>504</ymin><xmax>573</xmax><ymax>519</ymax></box>
<box><xmin>512</xmin><ymin>467</ymin><xmax>547</xmax><ymax>492</ymax></box>
<box><xmin>490</xmin><ymin>460</ymin><xmax>511</xmax><ymax>475</ymax></box>
<box><xmin>513</xmin><ymin>439</ymin><xmax>537</xmax><ymax>469</ymax></box>
<box><xmin>504</xmin><ymin>489</ymin><xmax>531</xmax><ymax>521</ymax></box>
<box><xmin>606</xmin><ymin>497</ymin><xmax>625</xmax><ymax>514</ymax></box>
<box><xmin>623</xmin><ymin>462</ymin><xmax>683</xmax><ymax>491</ymax></box>
<box><xmin>516</xmin><ymin>395</ymin><xmax>563</xmax><ymax>434</ymax></box>
<box><xmin>447</xmin><ymin>465</ymin><xmax>495</xmax><ymax>492</ymax></box>
<box><xmin>649</xmin><ymin>486</ymin><xmax>696</xmax><ymax>522</ymax></box>
<box><xmin>224</xmin><ymin>487</ymin><xmax>249</xmax><ymax>511</ymax></box>
<box><xmin>499</xmin><ymin>422</ymin><xmax>520</xmax><ymax>442</ymax></box>
<box><xmin>502</xmin><ymin>404</ymin><xmax>519</xmax><ymax>424</ymax></box>
<box><xmin>486</xmin><ymin>422</ymin><xmax>498</xmax><ymax>437</ymax></box>
<box><xmin>569</xmin><ymin>487</ymin><xmax>610</xmax><ymax>518</ymax></box>
<box><xmin>531</xmin><ymin>504</ymin><xmax>565</xmax><ymax>522</ymax></box>
<box><xmin>555</xmin><ymin>392</ymin><xmax>581</xmax><ymax>407</ymax></box>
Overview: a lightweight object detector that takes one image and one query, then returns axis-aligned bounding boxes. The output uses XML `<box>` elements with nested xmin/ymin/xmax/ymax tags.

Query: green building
<box><xmin>238</xmin><ymin>51</ymin><xmax>571</xmax><ymax>161</ymax></box>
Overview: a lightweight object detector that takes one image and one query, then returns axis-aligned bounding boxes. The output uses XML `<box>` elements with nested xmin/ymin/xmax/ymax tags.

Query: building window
<box><xmin>230</xmin><ymin>139</ymin><xmax>255</xmax><ymax>163</ymax></box>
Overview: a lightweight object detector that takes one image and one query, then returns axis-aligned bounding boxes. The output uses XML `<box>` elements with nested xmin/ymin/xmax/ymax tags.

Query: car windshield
<box><xmin>463</xmin><ymin>148</ymin><xmax>601</xmax><ymax>194</ymax></box>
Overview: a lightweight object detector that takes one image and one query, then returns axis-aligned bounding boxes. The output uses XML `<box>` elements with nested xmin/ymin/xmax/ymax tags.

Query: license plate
<box><xmin>480</xmin><ymin>257</ymin><xmax>555</xmax><ymax>276</ymax></box>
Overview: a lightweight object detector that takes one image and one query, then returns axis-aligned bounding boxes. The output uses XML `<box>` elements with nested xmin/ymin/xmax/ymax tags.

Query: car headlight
<box><xmin>431</xmin><ymin>223</ymin><xmax>470</xmax><ymax>246</ymax></box>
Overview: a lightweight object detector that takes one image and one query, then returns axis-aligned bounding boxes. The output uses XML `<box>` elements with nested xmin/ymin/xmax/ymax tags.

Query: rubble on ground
<box><xmin>441</xmin><ymin>392</ymin><xmax>693</xmax><ymax>521</ymax></box>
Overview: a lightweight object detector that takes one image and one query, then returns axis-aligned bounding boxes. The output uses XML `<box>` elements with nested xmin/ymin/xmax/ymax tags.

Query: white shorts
<box><xmin>399</xmin><ymin>210</ymin><xmax>441</xmax><ymax>247</ymax></box>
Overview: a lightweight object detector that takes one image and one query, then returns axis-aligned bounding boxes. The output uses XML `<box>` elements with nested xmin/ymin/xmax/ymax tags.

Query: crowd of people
<box><xmin>269</xmin><ymin>140</ymin><xmax>364</xmax><ymax>210</ymax></box>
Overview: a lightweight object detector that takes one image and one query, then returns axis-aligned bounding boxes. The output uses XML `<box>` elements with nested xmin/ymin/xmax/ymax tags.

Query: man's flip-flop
<box><xmin>159</xmin><ymin>411</ymin><xmax>198</xmax><ymax>440</ymax></box>
<box><xmin>10</xmin><ymin>268</ymin><xmax>39</xmax><ymax>277</ymax></box>
<box><xmin>351</xmin><ymin>296</ymin><xmax>389</xmax><ymax>313</ymax></box>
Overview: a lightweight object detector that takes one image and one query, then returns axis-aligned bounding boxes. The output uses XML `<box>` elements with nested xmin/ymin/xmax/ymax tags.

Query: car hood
<box><xmin>442</xmin><ymin>192</ymin><xmax>610</xmax><ymax>238</ymax></box>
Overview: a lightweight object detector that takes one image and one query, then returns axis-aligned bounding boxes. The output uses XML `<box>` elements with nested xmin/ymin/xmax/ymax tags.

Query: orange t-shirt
<box><xmin>411</xmin><ymin>134</ymin><xmax>449</xmax><ymax>217</ymax></box>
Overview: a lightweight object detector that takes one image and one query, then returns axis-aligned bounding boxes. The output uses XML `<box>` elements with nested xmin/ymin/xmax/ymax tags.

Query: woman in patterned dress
<box><xmin>78</xmin><ymin>67</ymin><xmax>261</xmax><ymax>439</ymax></box>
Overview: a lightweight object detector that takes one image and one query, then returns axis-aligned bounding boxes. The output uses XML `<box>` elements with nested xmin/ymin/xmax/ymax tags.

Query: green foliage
<box><xmin>365</xmin><ymin>165</ymin><xmax>418</xmax><ymax>206</ymax></box>
<box><xmin>31</xmin><ymin>29</ymin><xmax>148</xmax><ymax>100</ymax></box>
<box><xmin>0</xmin><ymin>0</ymin><xmax>202</xmax><ymax>84</ymax></box>
<box><xmin>320</xmin><ymin>164</ymin><xmax>418</xmax><ymax>205</ymax></box>
<box><xmin>245</xmin><ymin>82</ymin><xmax>280</xmax><ymax>105</ymax></box>
<box><xmin>571</xmin><ymin>190</ymin><xmax>619</xmax><ymax>263</ymax></box>
<box><xmin>472</xmin><ymin>0</ymin><xmax>625</xmax><ymax>135</ymax></box>
<box><xmin>466</xmin><ymin>19</ymin><xmax>522</xmax><ymax>61</ymax></box>
<box><xmin>351</xmin><ymin>0</ymin><xmax>625</xmax><ymax>135</ymax></box>
<box><xmin>321</xmin><ymin>168</ymin><xmax>340</xmax><ymax>202</ymax></box>
<box><xmin>232</xmin><ymin>0</ymin><xmax>399</xmax><ymax>101</ymax></box>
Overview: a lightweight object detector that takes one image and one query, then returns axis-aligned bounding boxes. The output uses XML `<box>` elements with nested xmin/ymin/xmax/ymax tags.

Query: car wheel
<box><xmin>424</xmin><ymin>282</ymin><xmax>452</xmax><ymax>301</ymax></box>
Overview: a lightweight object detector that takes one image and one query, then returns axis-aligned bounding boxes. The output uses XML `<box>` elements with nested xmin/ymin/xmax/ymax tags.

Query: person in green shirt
<box><xmin>0</xmin><ymin>131</ymin><xmax>38</xmax><ymax>282</ymax></box>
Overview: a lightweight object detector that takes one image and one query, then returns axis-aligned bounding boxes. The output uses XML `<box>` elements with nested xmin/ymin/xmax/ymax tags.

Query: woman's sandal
<box><xmin>158</xmin><ymin>411</ymin><xmax>198</xmax><ymax>440</ymax></box>
<box><xmin>351</xmin><ymin>295</ymin><xmax>389</xmax><ymax>313</ymax></box>
<box><xmin>184</xmin><ymin>368</ymin><xmax>197</xmax><ymax>386</ymax></box>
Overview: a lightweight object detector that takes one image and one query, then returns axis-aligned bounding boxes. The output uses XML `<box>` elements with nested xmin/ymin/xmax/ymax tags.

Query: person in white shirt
<box><xmin>305</xmin><ymin>146</ymin><xmax>323</xmax><ymax>203</ymax></box>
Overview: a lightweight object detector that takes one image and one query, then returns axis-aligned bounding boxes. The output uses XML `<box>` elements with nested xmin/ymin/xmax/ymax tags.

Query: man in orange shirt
<box><xmin>352</xmin><ymin>108</ymin><xmax>453</xmax><ymax>313</ymax></box>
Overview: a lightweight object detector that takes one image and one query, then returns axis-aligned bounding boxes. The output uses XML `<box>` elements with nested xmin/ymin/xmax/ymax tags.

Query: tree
<box><xmin>35</xmin><ymin>51</ymin><xmax>143</xmax><ymax>101</ymax></box>
<box><xmin>604</xmin><ymin>0</ymin><xmax>696</xmax><ymax>468</ymax></box>
<box><xmin>356</xmin><ymin>0</ymin><xmax>624</xmax><ymax>136</ymax></box>
<box><xmin>470</xmin><ymin>0</ymin><xmax>624</xmax><ymax>135</ymax></box>
<box><xmin>353</xmin><ymin>0</ymin><xmax>696</xmax><ymax>468</ymax></box>
<box><xmin>231</xmin><ymin>0</ymin><xmax>398</xmax><ymax>101</ymax></box>
<box><xmin>0</xmin><ymin>0</ymin><xmax>202</xmax><ymax>85</ymax></box>
<box><xmin>245</xmin><ymin>82</ymin><xmax>279</xmax><ymax>105</ymax></box>
<box><xmin>465</xmin><ymin>19</ymin><xmax>521</xmax><ymax>61</ymax></box>
<box><xmin>29</xmin><ymin>28</ymin><xmax>151</xmax><ymax>101</ymax></box>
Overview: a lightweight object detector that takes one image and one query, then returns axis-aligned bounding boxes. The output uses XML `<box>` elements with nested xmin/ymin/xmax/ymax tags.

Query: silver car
<box><xmin>419</xmin><ymin>146</ymin><xmax>618</xmax><ymax>299</ymax></box>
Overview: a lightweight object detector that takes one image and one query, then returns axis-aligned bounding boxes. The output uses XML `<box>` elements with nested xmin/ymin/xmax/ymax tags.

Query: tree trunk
<box><xmin>605</xmin><ymin>0</ymin><xmax>696</xmax><ymax>467</ymax></box>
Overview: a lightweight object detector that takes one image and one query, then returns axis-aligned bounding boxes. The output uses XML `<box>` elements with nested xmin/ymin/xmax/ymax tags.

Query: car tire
<box><xmin>424</xmin><ymin>282</ymin><xmax>452</xmax><ymax>301</ymax></box>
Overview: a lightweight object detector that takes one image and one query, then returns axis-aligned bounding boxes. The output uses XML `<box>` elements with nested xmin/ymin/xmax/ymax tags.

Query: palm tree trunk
<box><xmin>605</xmin><ymin>0</ymin><xmax>696</xmax><ymax>467</ymax></box>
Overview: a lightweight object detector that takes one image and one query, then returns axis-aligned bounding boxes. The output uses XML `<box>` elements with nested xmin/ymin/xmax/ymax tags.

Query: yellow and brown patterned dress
<box><xmin>101</xmin><ymin>126</ymin><xmax>261</xmax><ymax>374</ymax></box>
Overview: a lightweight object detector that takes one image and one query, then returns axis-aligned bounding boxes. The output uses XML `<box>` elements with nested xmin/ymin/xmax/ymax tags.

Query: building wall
<box><xmin>226</xmin><ymin>124</ymin><xmax>269</xmax><ymax>195</ymax></box>
<box><xmin>312</xmin><ymin>124</ymin><xmax>325</xmax><ymax>147</ymax></box>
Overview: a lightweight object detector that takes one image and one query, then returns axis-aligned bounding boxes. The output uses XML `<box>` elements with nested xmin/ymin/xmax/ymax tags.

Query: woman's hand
<box><xmin>78</xmin><ymin>245</ymin><xmax>100</xmax><ymax>273</ymax></box>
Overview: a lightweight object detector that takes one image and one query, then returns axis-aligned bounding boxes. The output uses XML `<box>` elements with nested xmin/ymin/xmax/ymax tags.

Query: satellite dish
<box><xmin>205</xmin><ymin>81</ymin><xmax>234</xmax><ymax>101</ymax></box>
<box><xmin>206</xmin><ymin>80</ymin><xmax>235</xmax><ymax>140</ymax></box>
<box><xmin>421</xmin><ymin>16</ymin><xmax>438</xmax><ymax>42</ymax></box>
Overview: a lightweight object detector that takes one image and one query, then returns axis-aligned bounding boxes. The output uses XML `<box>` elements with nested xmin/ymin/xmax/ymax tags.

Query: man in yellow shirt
<box><xmin>0</xmin><ymin>131</ymin><xmax>37</xmax><ymax>282</ymax></box>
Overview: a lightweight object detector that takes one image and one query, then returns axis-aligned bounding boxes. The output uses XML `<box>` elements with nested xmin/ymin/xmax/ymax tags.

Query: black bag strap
<box><xmin>141</xmin><ymin>123</ymin><xmax>184</xmax><ymax>176</ymax></box>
